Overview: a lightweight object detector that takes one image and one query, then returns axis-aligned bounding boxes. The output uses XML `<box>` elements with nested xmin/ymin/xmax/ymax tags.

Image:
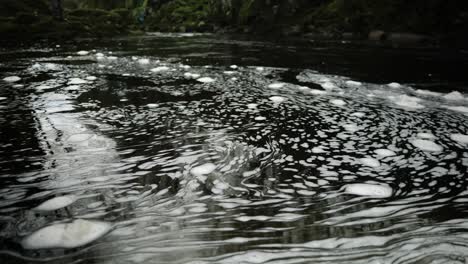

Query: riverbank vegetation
<box><xmin>1</xmin><ymin>0</ymin><xmax>467</xmax><ymax>44</ymax></box>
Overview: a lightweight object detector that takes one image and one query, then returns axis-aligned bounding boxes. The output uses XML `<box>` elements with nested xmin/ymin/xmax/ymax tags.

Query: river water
<box><xmin>1</xmin><ymin>34</ymin><xmax>468</xmax><ymax>264</ymax></box>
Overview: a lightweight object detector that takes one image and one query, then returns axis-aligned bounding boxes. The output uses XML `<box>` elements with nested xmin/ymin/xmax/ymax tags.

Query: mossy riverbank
<box><xmin>1</xmin><ymin>0</ymin><xmax>467</xmax><ymax>46</ymax></box>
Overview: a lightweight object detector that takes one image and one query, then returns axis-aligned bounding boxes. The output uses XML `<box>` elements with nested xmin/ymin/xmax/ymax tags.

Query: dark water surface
<box><xmin>1</xmin><ymin>33</ymin><xmax>468</xmax><ymax>264</ymax></box>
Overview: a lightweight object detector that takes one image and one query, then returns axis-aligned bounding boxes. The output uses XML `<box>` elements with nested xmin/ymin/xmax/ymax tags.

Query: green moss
<box><xmin>144</xmin><ymin>0</ymin><xmax>213</xmax><ymax>32</ymax></box>
<box><xmin>0</xmin><ymin>0</ymin><xmax>50</xmax><ymax>17</ymax></box>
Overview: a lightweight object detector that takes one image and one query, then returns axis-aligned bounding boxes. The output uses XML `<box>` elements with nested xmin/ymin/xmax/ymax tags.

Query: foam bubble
<box><xmin>138</xmin><ymin>58</ymin><xmax>150</xmax><ymax>65</ymax></box>
<box><xmin>343</xmin><ymin>183</ymin><xmax>393</xmax><ymax>198</ymax></box>
<box><xmin>346</xmin><ymin>80</ymin><xmax>362</xmax><ymax>86</ymax></box>
<box><xmin>321</xmin><ymin>82</ymin><xmax>336</xmax><ymax>90</ymax></box>
<box><xmin>330</xmin><ymin>99</ymin><xmax>346</xmax><ymax>106</ymax></box>
<box><xmin>268</xmin><ymin>83</ymin><xmax>285</xmax><ymax>89</ymax></box>
<box><xmin>450</xmin><ymin>134</ymin><xmax>468</xmax><ymax>144</ymax></box>
<box><xmin>269</xmin><ymin>96</ymin><xmax>286</xmax><ymax>103</ymax></box>
<box><xmin>150</xmin><ymin>66</ymin><xmax>169</xmax><ymax>73</ymax></box>
<box><xmin>197</xmin><ymin>77</ymin><xmax>216</xmax><ymax>83</ymax></box>
<box><xmin>191</xmin><ymin>163</ymin><xmax>216</xmax><ymax>177</ymax></box>
<box><xmin>33</xmin><ymin>195</ymin><xmax>78</xmax><ymax>211</ymax></box>
<box><xmin>391</xmin><ymin>95</ymin><xmax>424</xmax><ymax>109</ymax></box>
<box><xmin>310</xmin><ymin>89</ymin><xmax>327</xmax><ymax>95</ymax></box>
<box><xmin>77</xmin><ymin>51</ymin><xmax>89</xmax><ymax>56</ymax></box>
<box><xmin>359</xmin><ymin>157</ymin><xmax>381</xmax><ymax>168</ymax></box>
<box><xmin>444</xmin><ymin>105</ymin><xmax>468</xmax><ymax>113</ymax></box>
<box><xmin>388</xmin><ymin>82</ymin><xmax>402</xmax><ymax>89</ymax></box>
<box><xmin>350</xmin><ymin>112</ymin><xmax>365</xmax><ymax>117</ymax></box>
<box><xmin>68</xmin><ymin>78</ymin><xmax>87</xmax><ymax>85</ymax></box>
<box><xmin>417</xmin><ymin>133</ymin><xmax>435</xmax><ymax>139</ymax></box>
<box><xmin>3</xmin><ymin>76</ymin><xmax>21</xmax><ymax>83</ymax></box>
<box><xmin>374</xmin><ymin>149</ymin><xmax>396</xmax><ymax>157</ymax></box>
<box><xmin>22</xmin><ymin>219</ymin><xmax>112</xmax><ymax>249</ymax></box>
<box><xmin>410</xmin><ymin>139</ymin><xmax>443</xmax><ymax>152</ymax></box>
<box><xmin>415</xmin><ymin>89</ymin><xmax>442</xmax><ymax>97</ymax></box>
<box><xmin>443</xmin><ymin>91</ymin><xmax>464</xmax><ymax>101</ymax></box>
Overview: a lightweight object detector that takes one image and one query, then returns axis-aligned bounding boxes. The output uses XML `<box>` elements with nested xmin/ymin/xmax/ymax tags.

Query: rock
<box><xmin>387</xmin><ymin>33</ymin><xmax>429</xmax><ymax>44</ymax></box>
<box><xmin>368</xmin><ymin>30</ymin><xmax>386</xmax><ymax>41</ymax></box>
<box><xmin>282</xmin><ymin>25</ymin><xmax>302</xmax><ymax>36</ymax></box>
<box><xmin>342</xmin><ymin>32</ymin><xmax>355</xmax><ymax>39</ymax></box>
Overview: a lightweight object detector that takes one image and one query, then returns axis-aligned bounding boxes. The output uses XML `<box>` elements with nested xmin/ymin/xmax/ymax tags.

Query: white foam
<box><xmin>107</xmin><ymin>56</ymin><xmax>118</xmax><ymax>60</ymax></box>
<box><xmin>359</xmin><ymin>157</ymin><xmax>381</xmax><ymax>168</ymax></box>
<box><xmin>191</xmin><ymin>163</ymin><xmax>216</xmax><ymax>177</ymax></box>
<box><xmin>388</xmin><ymin>82</ymin><xmax>402</xmax><ymax>89</ymax></box>
<box><xmin>33</xmin><ymin>195</ymin><xmax>78</xmax><ymax>211</ymax></box>
<box><xmin>443</xmin><ymin>91</ymin><xmax>464</xmax><ymax>100</ymax></box>
<box><xmin>150</xmin><ymin>66</ymin><xmax>169</xmax><ymax>73</ymax></box>
<box><xmin>268</xmin><ymin>83</ymin><xmax>285</xmax><ymax>89</ymax></box>
<box><xmin>417</xmin><ymin>132</ymin><xmax>435</xmax><ymax>139</ymax></box>
<box><xmin>197</xmin><ymin>77</ymin><xmax>216</xmax><ymax>83</ymax></box>
<box><xmin>184</xmin><ymin>72</ymin><xmax>201</xmax><ymax>79</ymax></box>
<box><xmin>3</xmin><ymin>76</ymin><xmax>21</xmax><ymax>83</ymax></box>
<box><xmin>85</xmin><ymin>76</ymin><xmax>97</xmax><ymax>81</ymax></box>
<box><xmin>230</xmin><ymin>65</ymin><xmax>238</xmax><ymax>69</ymax></box>
<box><xmin>346</xmin><ymin>80</ymin><xmax>362</xmax><ymax>86</ymax></box>
<box><xmin>22</xmin><ymin>219</ymin><xmax>112</xmax><ymax>249</ymax></box>
<box><xmin>68</xmin><ymin>78</ymin><xmax>87</xmax><ymax>85</ymax></box>
<box><xmin>247</xmin><ymin>103</ymin><xmax>258</xmax><ymax>109</ymax></box>
<box><xmin>391</xmin><ymin>95</ymin><xmax>424</xmax><ymax>109</ymax></box>
<box><xmin>443</xmin><ymin>105</ymin><xmax>468</xmax><ymax>113</ymax></box>
<box><xmin>330</xmin><ymin>99</ymin><xmax>346</xmax><ymax>106</ymax></box>
<box><xmin>450</xmin><ymin>134</ymin><xmax>468</xmax><ymax>144</ymax></box>
<box><xmin>147</xmin><ymin>103</ymin><xmax>158</xmax><ymax>108</ymax></box>
<box><xmin>343</xmin><ymin>183</ymin><xmax>393</xmax><ymax>198</ymax></box>
<box><xmin>77</xmin><ymin>51</ymin><xmax>89</xmax><ymax>56</ymax></box>
<box><xmin>256</xmin><ymin>67</ymin><xmax>265</xmax><ymax>72</ymax></box>
<box><xmin>269</xmin><ymin>96</ymin><xmax>286</xmax><ymax>103</ymax></box>
<box><xmin>0</xmin><ymin>97</ymin><xmax>6</xmax><ymax>101</ymax></box>
<box><xmin>309</xmin><ymin>89</ymin><xmax>327</xmax><ymax>95</ymax></box>
<box><xmin>375</xmin><ymin>149</ymin><xmax>396</xmax><ymax>157</ymax></box>
<box><xmin>138</xmin><ymin>58</ymin><xmax>150</xmax><ymax>65</ymax></box>
<box><xmin>35</xmin><ymin>85</ymin><xmax>52</xmax><ymax>91</ymax></box>
<box><xmin>64</xmin><ymin>85</ymin><xmax>80</xmax><ymax>91</ymax></box>
<box><xmin>415</xmin><ymin>89</ymin><xmax>442</xmax><ymax>97</ymax></box>
<box><xmin>350</xmin><ymin>112</ymin><xmax>365</xmax><ymax>117</ymax></box>
<box><xmin>312</xmin><ymin>146</ymin><xmax>326</xmax><ymax>153</ymax></box>
<box><xmin>411</xmin><ymin>139</ymin><xmax>443</xmax><ymax>152</ymax></box>
<box><xmin>321</xmin><ymin>82</ymin><xmax>336</xmax><ymax>90</ymax></box>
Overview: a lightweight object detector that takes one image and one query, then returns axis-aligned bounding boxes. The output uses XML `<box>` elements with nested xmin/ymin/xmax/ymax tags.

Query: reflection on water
<box><xmin>0</xmin><ymin>34</ymin><xmax>468</xmax><ymax>264</ymax></box>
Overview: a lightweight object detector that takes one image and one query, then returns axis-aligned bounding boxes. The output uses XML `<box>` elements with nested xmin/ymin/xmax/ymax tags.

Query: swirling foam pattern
<box><xmin>0</xmin><ymin>39</ymin><xmax>467</xmax><ymax>264</ymax></box>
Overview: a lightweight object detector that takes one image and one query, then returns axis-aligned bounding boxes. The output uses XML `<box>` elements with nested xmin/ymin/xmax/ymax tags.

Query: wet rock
<box><xmin>368</xmin><ymin>30</ymin><xmax>386</xmax><ymax>41</ymax></box>
<box><xmin>387</xmin><ymin>33</ymin><xmax>429</xmax><ymax>44</ymax></box>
